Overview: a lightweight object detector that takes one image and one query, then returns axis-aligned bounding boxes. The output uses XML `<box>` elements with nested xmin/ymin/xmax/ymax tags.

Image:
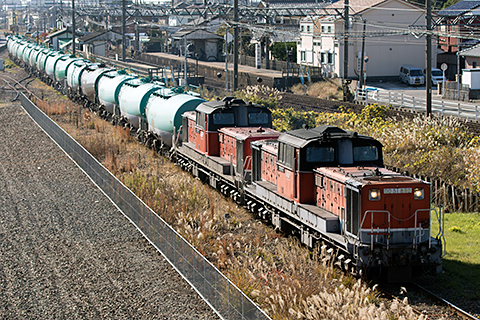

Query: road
<box><xmin>361</xmin><ymin>80</ymin><xmax>480</xmax><ymax>121</ymax></box>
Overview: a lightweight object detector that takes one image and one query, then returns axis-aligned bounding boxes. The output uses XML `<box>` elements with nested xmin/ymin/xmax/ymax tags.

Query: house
<box><xmin>459</xmin><ymin>44</ymin><xmax>480</xmax><ymax>69</ymax></box>
<box><xmin>297</xmin><ymin>0</ymin><xmax>429</xmax><ymax>80</ymax></box>
<box><xmin>436</xmin><ymin>0</ymin><xmax>480</xmax><ymax>79</ymax></box>
<box><xmin>78</xmin><ymin>29</ymin><xmax>123</xmax><ymax>58</ymax></box>
<box><xmin>171</xmin><ymin>29</ymin><xmax>223</xmax><ymax>61</ymax></box>
<box><xmin>46</xmin><ymin>27</ymin><xmax>83</xmax><ymax>51</ymax></box>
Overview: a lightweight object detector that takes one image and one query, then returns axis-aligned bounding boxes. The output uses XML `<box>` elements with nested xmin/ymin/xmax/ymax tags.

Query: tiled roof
<box><xmin>322</xmin><ymin>0</ymin><xmax>386</xmax><ymax>14</ymax></box>
<box><xmin>437</xmin><ymin>0</ymin><xmax>480</xmax><ymax>17</ymax></box>
<box><xmin>459</xmin><ymin>43</ymin><xmax>480</xmax><ymax>57</ymax></box>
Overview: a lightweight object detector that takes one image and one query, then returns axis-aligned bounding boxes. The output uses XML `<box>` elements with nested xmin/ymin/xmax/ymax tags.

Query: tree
<box><xmin>442</xmin><ymin>0</ymin><xmax>460</xmax><ymax>9</ymax></box>
<box><xmin>269</xmin><ymin>42</ymin><xmax>297</xmax><ymax>62</ymax></box>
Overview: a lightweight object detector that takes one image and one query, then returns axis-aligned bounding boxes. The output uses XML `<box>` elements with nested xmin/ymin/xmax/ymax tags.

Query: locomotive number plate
<box><xmin>384</xmin><ymin>188</ymin><xmax>412</xmax><ymax>194</ymax></box>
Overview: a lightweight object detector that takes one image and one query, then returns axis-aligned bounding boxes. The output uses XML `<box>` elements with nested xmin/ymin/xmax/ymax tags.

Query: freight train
<box><xmin>7</xmin><ymin>35</ymin><xmax>445</xmax><ymax>281</ymax></box>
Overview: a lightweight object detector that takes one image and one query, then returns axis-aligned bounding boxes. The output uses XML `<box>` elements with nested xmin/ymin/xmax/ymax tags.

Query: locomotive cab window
<box><xmin>248</xmin><ymin>112</ymin><xmax>269</xmax><ymax>126</ymax></box>
<box><xmin>306</xmin><ymin>146</ymin><xmax>335</xmax><ymax>163</ymax></box>
<box><xmin>195</xmin><ymin>111</ymin><xmax>205</xmax><ymax>129</ymax></box>
<box><xmin>353</xmin><ymin>145</ymin><xmax>378</xmax><ymax>162</ymax></box>
<box><xmin>277</xmin><ymin>142</ymin><xmax>295</xmax><ymax>169</ymax></box>
<box><xmin>212</xmin><ymin>112</ymin><xmax>235</xmax><ymax>126</ymax></box>
<box><xmin>300</xmin><ymin>141</ymin><xmax>335</xmax><ymax>171</ymax></box>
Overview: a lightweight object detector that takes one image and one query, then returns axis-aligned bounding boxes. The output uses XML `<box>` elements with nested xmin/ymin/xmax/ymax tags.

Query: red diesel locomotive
<box><xmin>175</xmin><ymin>97</ymin><xmax>444</xmax><ymax>281</ymax></box>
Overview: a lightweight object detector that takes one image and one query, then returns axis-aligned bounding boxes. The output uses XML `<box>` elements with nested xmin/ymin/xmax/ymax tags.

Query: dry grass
<box><xmin>37</xmin><ymin>98</ymin><xmax>419</xmax><ymax>320</ymax></box>
<box><xmin>290</xmin><ymin>80</ymin><xmax>343</xmax><ymax>100</ymax></box>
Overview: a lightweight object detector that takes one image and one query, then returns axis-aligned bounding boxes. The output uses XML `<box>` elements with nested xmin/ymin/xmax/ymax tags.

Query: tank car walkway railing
<box><xmin>19</xmin><ymin>93</ymin><xmax>271</xmax><ymax>320</ymax></box>
<box><xmin>355</xmin><ymin>88</ymin><xmax>480</xmax><ymax>122</ymax></box>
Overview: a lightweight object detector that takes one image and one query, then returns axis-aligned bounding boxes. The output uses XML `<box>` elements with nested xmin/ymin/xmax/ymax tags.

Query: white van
<box><xmin>399</xmin><ymin>65</ymin><xmax>425</xmax><ymax>86</ymax></box>
<box><xmin>424</xmin><ymin>68</ymin><xmax>446</xmax><ymax>86</ymax></box>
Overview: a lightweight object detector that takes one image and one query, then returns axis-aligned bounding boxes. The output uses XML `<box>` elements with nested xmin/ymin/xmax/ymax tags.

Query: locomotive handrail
<box><xmin>432</xmin><ymin>205</ymin><xmax>447</xmax><ymax>257</ymax></box>
<box><xmin>243</xmin><ymin>155</ymin><xmax>252</xmax><ymax>184</ymax></box>
<box><xmin>362</xmin><ymin>210</ymin><xmax>392</xmax><ymax>251</ymax></box>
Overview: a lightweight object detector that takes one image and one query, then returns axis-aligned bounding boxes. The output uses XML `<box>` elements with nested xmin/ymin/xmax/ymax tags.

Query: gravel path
<box><xmin>0</xmin><ymin>102</ymin><xmax>219</xmax><ymax>319</ymax></box>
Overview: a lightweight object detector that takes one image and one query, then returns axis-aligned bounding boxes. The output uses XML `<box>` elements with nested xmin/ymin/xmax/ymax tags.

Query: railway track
<box><xmin>379</xmin><ymin>283</ymin><xmax>479</xmax><ymax>320</ymax></box>
<box><xmin>0</xmin><ymin>73</ymin><xmax>42</xmax><ymax>101</ymax></box>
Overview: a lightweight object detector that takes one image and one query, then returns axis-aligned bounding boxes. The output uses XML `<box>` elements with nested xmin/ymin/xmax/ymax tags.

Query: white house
<box><xmin>297</xmin><ymin>0</ymin><xmax>432</xmax><ymax>79</ymax></box>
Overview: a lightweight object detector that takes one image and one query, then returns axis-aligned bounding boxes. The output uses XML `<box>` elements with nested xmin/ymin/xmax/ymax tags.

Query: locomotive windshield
<box><xmin>213</xmin><ymin>113</ymin><xmax>235</xmax><ymax>125</ymax></box>
<box><xmin>353</xmin><ymin>145</ymin><xmax>378</xmax><ymax>162</ymax></box>
<box><xmin>248</xmin><ymin>112</ymin><xmax>269</xmax><ymax>126</ymax></box>
<box><xmin>306</xmin><ymin>146</ymin><xmax>335</xmax><ymax>163</ymax></box>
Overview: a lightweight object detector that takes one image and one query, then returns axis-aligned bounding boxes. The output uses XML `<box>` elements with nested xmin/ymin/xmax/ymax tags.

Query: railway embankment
<box><xmin>0</xmin><ymin>101</ymin><xmax>219</xmax><ymax>318</ymax></box>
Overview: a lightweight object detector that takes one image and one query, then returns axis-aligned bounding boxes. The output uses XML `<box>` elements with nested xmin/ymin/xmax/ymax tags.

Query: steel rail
<box><xmin>0</xmin><ymin>74</ymin><xmax>42</xmax><ymax>101</ymax></box>
<box><xmin>412</xmin><ymin>283</ymin><xmax>480</xmax><ymax>320</ymax></box>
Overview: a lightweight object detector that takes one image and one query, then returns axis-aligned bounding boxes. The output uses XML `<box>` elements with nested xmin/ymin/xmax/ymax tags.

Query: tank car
<box><xmin>80</xmin><ymin>63</ymin><xmax>114</xmax><ymax>109</ymax></box>
<box><xmin>96</xmin><ymin>69</ymin><xmax>137</xmax><ymax>117</ymax></box>
<box><xmin>27</xmin><ymin>46</ymin><xmax>45</xmax><ymax>75</ymax></box>
<box><xmin>65</xmin><ymin>59</ymin><xmax>91</xmax><ymax>100</ymax></box>
<box><xmin>175</xmin><ymin>98</ymin><xmax>444</xmax><ymax>282</ymax></box>
<box><xmin>44</xmin><ymin>51</ymin><xmax>68</xmax><ymax>86</ymax></box>
<box><xmin>117</xmin><ymin>77</ymin><xmax>165</xmax><ymax>129</ymax></box>
<box><xmin>145</xmin><ymin>87</ymin><xmax>205</xmax><ymax>148</ymax></box>
<box><xmin>53</xmin><ymin>55</ymin><xmax>84</xmax><ymax>92</ymax></box>
<box><xmin>21</xmin><ymin>43</ymin><xmax>35</xmax><ymax>68</ymax></box>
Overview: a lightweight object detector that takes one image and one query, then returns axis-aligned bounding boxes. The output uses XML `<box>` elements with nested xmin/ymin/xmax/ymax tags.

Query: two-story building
<box><xmin>297</xmin><ymin>0</ymin><xmax>430</xmax><ymax>80</ymax></box>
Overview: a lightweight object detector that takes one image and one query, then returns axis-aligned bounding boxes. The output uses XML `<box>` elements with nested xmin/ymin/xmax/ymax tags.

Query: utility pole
<box><xmin>343</xmin><ymin>0</ymin><xmax>349</xmax><ymax>101</ymax></box>
<box><xmin>72</xmin><ymin>0</ymin><xmax>75</xmax><ymax>55</ymax></box>
<box><xmin>359</xmin><ymin>20</ymin><xmax>366</xmax><ymax>89</ymax></box>
<box><xmin>184</xmin><ymin>35</ymin><xmax>187</xmax><ymax>85</ymax></box>
<box><xmin>265</xmin><ymin>0</ymin><xmax>270</xmax><ymax>69</ymax></box>
<box><xmin>426</xmin><ymin>0</ymin><xmax>432</xmax><ymax>116</ymax></box>
<box><xmin>122</xmin><ymin>0</ymin><xmax>126</xmax><ymax>62</ymax></box>
<box><xmin>233</xmin><ymin>0</ymin><xmax>238</xmax><ymax>91</ymax></box>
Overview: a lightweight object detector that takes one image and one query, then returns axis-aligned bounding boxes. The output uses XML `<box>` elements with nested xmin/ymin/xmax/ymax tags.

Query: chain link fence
<box><xmin>20</xmin><ymin>93</ymin><xmax>271</xmax><ymax>320</ymax></box>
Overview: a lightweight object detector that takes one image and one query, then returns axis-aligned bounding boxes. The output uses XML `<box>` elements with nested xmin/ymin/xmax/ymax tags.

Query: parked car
<box><xmin>424</xmin><ymin>68</ymin><xmax>446</xmax><ymax>86</ymax></box>
<box><xmin>399</xmin><ymin>64</ymin><xmax>425</xmax><ymax>86</ymax></box>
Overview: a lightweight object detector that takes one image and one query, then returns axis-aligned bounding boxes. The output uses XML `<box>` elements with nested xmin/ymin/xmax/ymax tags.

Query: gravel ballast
<box><xmin>0</xmin><ymin>102</ymin><xmax>219</xmax><ymax>319</ymax></box>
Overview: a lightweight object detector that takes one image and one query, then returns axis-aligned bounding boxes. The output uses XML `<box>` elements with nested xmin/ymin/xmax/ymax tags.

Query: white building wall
<box><xmin>299</xmin><ymin>0</ymin><xmax>430</xmax><ymax>79</ymax></box>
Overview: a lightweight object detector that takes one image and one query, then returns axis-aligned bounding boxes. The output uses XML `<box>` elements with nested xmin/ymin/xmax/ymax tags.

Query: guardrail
<box><xmin>19</xmin><ymin>93</ymin><xmax>271</xmax><ymax>320</ymax></box>
<box><xmin>355</xmin><ymin>89</ymin><xmax>480</xmax><ymax>122</ymax></box>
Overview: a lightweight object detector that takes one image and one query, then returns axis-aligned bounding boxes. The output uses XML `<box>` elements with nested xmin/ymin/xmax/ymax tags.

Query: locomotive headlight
<box><xmin>414</xmin><ymin>187</ymin><xmax>424</xmax><ymax>200</ymax></box>
<box><xmin>369</xmin><ymin>189</ymin><xmax>381</xmax><ymax>201</ymax></box>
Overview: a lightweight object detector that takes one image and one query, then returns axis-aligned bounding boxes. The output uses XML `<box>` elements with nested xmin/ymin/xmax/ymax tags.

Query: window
<box><xmin>212</xmin><ymin>112</ymin><xmax>235</xmax><ymax>125</ymax></box>
<box><xmin>306</xmin><ymin>146</ymin><xmax>335</xmax><ymax>162</ymax></box>
<box><xmin>301</xmin><ymin>25</ymin><xmax>304</xmax><ymax>32</ymax></box>
<box><xmin>307</xmin><ymin>25</ymin><xmax>311</xmax><ymax>32</ymax></box>
<box><xmin>248</xmin><ymin>112</ymin><xmax>269</xmax><ymax>125</ymax></box>
<box><xmin>278</xmin><ymin>142</ymin><xmax>285</xmax><ymax>162</ymax></box>
<box><xmin>301</xmin><ymin>51</ymin><xmax>306</xmax><ymax>61</ymax></box>
<box><xmin>195</xmin><ymin>111</ymin><xmax>205</xmax><ymax>128</ymax></box>
<box><xmin>321</xmin><ymin>26</ymin><xmax>325</xmax><ymax>33</ymax></box>
<box><xmin>410</xmin><ymin>69</ymin><xmax>423</xmax><ymax>76</ymax></box>
<box><xmin>327</xmin><ymin>52</ymin><xmax>333</xmax><ymax>64</ymax></box>
<box><xmin>474</xmin><ymin>62</ymin><xmax>477</xmax><ymax>68</ymax></box>
<box><xmin>285</xmin><ymin>145</ymin><xmax>294</xmax><ymax>168</ymax></box>
<box><xmin>353</xmin><ymin>145</ymin><xmax>378</xmax><ymax>162</ymax></box>
<box><xmin>327</xmin><ymin>26</ymin><xmax>332</xmax><ymax>33</ymax></box>
<box><xmin>321</xmin><ymin>52</ymin><xmax>326</xmax><ymax>63</ymax></box>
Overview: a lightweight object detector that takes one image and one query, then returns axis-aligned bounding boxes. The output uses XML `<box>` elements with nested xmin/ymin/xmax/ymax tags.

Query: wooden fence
<box><xmin>385</xmin><ymin>165</ymin><xmax>480</xmax><ymax>213</ymax></box>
